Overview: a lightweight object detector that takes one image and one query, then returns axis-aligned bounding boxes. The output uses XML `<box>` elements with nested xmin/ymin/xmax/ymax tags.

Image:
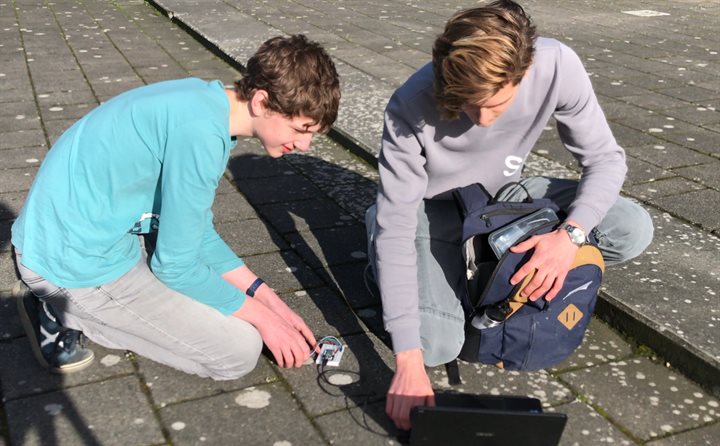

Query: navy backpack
<box><xmin>452</xmin><ymin>183</ymin><xmax>605</xmax><ymax>371</ymax></box>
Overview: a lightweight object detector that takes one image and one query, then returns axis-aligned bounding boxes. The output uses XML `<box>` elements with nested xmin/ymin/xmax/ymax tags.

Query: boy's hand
<box><xmin>509</xmin><ymin>224</ymin><xmax>580</xmax><ymax>301</ymax></box>
<box><xmin>232</xmin><ymin>298</ymin><xmax>313</xmax><ymax>368</ymax></box>
<box><xmin>386</xmin><ymin>348</ymin><xmax>435</xmax><ymax>430</ymax></box>
<box><xmin>253</xmin><ymin>285</ymin><xmax>317</xmax><ymax>348</ymax></box>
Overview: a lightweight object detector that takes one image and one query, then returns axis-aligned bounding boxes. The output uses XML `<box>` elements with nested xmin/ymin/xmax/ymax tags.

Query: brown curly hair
<box><xmin>235</xmin><ymin>34</ymin><xmax>341</xmax><ymax>132</ymax></box>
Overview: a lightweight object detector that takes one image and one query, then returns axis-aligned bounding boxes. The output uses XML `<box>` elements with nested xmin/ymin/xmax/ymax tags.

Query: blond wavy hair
<box><xmin>432</xmin><ymin>1</ymin><xmax>536</xmax><ymax>119</ymax></box>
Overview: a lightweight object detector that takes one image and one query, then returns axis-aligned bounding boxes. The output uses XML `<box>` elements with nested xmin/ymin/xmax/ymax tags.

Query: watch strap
<box><xmin>245</xmin><ymin>278</ymin><xmax>265</xmax><ymax>297</ymax></box>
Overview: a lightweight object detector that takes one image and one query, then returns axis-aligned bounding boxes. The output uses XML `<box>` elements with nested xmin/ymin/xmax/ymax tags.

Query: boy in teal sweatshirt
<box><xmin>13</xmin><ymin>34</ymin><xmax>340</xmax><ymax>378</ymax></box>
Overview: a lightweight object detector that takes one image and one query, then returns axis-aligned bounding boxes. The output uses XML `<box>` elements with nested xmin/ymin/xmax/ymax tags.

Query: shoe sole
<box><xmin>15</xmin><ymin>282</ymin><xmax>95</xmax><ymax>374</ymax></box>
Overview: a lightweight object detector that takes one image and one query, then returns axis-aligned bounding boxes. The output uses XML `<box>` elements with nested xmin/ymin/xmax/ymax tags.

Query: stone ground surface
<box><xmin>0</xmin><ymin>0</ymin><xmax>718</xmax><ymax>445</ymax></box>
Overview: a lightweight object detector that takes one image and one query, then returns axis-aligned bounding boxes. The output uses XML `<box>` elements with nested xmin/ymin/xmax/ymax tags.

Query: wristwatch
<box><xmin>561</xmin><ymin>223</ymin><xmax>586</xmax><ymax>246</ymax></box>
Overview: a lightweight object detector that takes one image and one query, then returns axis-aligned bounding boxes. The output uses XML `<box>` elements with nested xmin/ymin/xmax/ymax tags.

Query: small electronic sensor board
<box><xmin>313</xmin><ymin>336</ymin><xmax>345</xmax><ymax>367</ymax></box>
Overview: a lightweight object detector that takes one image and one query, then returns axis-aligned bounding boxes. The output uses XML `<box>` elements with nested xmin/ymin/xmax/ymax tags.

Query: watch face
<box><xmin>564</xmin><ymin>224</ymin><xmax>586</xmax><ymax>245</ymax></box>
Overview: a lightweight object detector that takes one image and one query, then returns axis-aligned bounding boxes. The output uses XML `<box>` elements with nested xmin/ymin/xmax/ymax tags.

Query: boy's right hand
<box><xmin>232</xmin><ymin>298</ymin><xmax>312</xmax><ymax>368</ymax></box>
<box><xmin>386</xmin><ymin>348</ymin><xmax>435</xmax><ymax>430</ymax></box>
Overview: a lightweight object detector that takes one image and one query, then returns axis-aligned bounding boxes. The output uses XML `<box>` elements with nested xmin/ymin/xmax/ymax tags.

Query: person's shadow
<box><xmin>226</xmin><ymin>147</ymin><xmax>401</xmax><ymax>439</ymax></box>
<box><xmin>0</xmin><ymin>201</ymin><xmax>103</xmax><ymax>446</ymax></box>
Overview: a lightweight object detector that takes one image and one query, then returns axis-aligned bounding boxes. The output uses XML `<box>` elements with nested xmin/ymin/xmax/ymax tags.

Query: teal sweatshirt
<box><xmin>12</xmin><ymin>78</ymin><xmax>247</xmax><ymax>315</ymax></box>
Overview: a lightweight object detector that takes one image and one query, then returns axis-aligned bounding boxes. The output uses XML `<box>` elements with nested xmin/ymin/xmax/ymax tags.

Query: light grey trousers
<box><xmin>15</xmin><ymin>243</ymin><xmax>263</xmax><ymax>380</ymax></box>
<box><xmin>366</xmin><ymin>177</ymin><xmax>654</xmax><ymax>366</ymax></box>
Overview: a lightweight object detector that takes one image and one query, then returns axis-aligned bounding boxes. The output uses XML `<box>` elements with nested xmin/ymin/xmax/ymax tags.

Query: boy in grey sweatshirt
<box><xmin>365</xmin><ymin>0</ymin><xmax>653</xmax><ymax>430</ymax></box>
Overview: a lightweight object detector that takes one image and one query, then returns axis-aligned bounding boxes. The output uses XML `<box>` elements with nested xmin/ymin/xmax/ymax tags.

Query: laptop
<box><xmin>409</xmin><ymin>392</ymin><xmax>567</xmax><ymax>446</ymax></box>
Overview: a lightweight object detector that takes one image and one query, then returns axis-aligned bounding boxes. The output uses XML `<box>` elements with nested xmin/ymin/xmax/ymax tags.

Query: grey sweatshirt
<box><xmin>375</xmin><ymin>37</ymin><xmax>627</xmax><ymax>353</ymax></box>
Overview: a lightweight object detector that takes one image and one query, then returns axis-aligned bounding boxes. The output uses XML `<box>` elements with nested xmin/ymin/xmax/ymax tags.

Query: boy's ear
<box><xmin>249</xmin><ymin>89</ymin><xmax>270</xmax><ymax>117</ymax></box>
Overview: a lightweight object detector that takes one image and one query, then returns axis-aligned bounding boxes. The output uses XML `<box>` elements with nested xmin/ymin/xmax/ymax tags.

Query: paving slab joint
<box><xmin>595</xmin><ymin>293</ymin><xmax>720</xmax><ymax>399</ymax></box>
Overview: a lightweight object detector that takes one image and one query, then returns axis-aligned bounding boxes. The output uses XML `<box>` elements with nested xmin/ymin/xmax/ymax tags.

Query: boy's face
<box><xmin>461</xmin><ymin>82</ymin><xmax>520</xmax><ymax>127</ymax></box>
<box><xmin>256</xmin><ymin>111</ymin><xmax>321</xmax><ymax>158</ymax></box>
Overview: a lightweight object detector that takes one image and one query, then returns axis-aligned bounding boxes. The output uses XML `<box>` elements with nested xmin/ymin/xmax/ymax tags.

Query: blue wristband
<box><xmin>245</xmin><ymin>278</ymin><xmax>265</xmax><ymax>297</ymax></box>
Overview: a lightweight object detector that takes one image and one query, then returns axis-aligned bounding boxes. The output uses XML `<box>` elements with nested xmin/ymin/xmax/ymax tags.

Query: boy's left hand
<box><xmin>509</xmin><ymin>227</ymin><xmax>579</xmax><ymax>301</ymax></box>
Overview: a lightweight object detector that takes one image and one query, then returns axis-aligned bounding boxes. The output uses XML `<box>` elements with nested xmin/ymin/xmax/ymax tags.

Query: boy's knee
<box><xmin>206</xmin><ymin>328</ymin><xmax>264</xmax><ymax>380</ymax></box>
<box><xmin>598</xmin><ymin>200</ymin><xmax>654</xmax><ymax>265</ymax></box>
<box><xmin>419</xmin><ymin>314</ymin><xmax>465</xmax><ymax>367</ymax></box>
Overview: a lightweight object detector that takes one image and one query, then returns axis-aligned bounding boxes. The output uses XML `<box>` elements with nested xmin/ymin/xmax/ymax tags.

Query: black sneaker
<box><xmin>14</xmin><ymin>281</ymin><xmax>95</xmax><ymax>374</ymax></box>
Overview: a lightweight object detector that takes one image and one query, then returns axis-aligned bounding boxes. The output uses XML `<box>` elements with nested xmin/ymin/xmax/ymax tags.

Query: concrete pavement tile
<box><xmin>602</xmin><ymin>208</ymin><xmax>720</xmax><ymax>362</ymax></box>
<box><xmin>619</xmin><ymin>92</ymin><xmax>689</xmax><ymax>111</ymax></box>
<box><xmin>314</xmin><ymin>401</ymin><xmax>398</xmax><ymax>445</ymax></box>
<box><xmin>277</xmin><ymin>332</ymin><xmax>395</xmax><ymax>417</ymax></box>
<box><xmin>0</xmin><ymin>251</ymin><xmax>17</xmax><ymax>290</ymax></box>
<box><xmin>590</xmin><ymin>76</ymin><xmax>635</xmax><ymax>98</ymax></box>
<box><xmin>645</xmin><ymin>421</ymin><xmax>720</xmax><ymax>445</ymax></box>
<box><xmin>624</xmin><ymin>143</ymin><xmax>716</xmax><ymax>170</ymax></box>
<box><xmin>4</xmin><ymin>376</ymin><xmax>163</xmax><ymax>446</ymax></box>
<box><xmin>0</xmin><ymin>338</ymin><xmax>134</xmax><ymax>400</ymax></box>
<box><xmin>672</xmin><ymin>163</ymin><xmax>720</xmax><ymax>190</ymax></box>
<box><xmin>0</xmin><ymin>129</ymin><xmax>45</xmax><ymax>150</ymax></box>
<box><xmin>551</xmin><ymin>318</ymin><xmax>634</xmax><ymax>372</ymax></box>
<box><xmin>428</xmin><ymin>362</ymin><xmax>574</xmax><ymax>407</ymax></box>
<box><xmin>0</xmin><ymin>101</ymin><xmax>36</xmax><ymax>119</ymax></box>
<box><xmin>559</xmin><ymin>357</ymin><xmax>719</xmax><ymax>441</ymax></box>
<box><xmin>599</xmin><ymin>99</ymin><xmax>657</xmax><ymax>120</ymax></box>
<box><xmin>324</xmin><ymin>180</ymin><xmax>378</xmax><ymax>221</ymax></box>
<box><xmin>335</xmin><ymin>89</ymin><xmax>393</xmax><ymax>155</ymax></box>
<box><xmin>0</xmin><ymin>291</ymin><xmax>24</xmax><ymax>340</ymax></box>
<box><xmin>242</xmin><ymin>250</ymin><xmax>325</xmax><ymax>293</ymax></box>
<box><xmin>0</xmin><ymin>191</ymin><xmax>26</xmax><ymax>220</ymax></box>
<box><xmin>0</xmin><ymin>114</ymin><xmax>41</xmax><ymax>132</ymax></box>
<box><xmin>257</xmin><ymin>198</ymin><xmax>355</xmax><ymax>234</ymax></box>
<box><xmin>39</xmin><ymin>103</ymin><xmax>96</xmax><ymax>123</ymax></box>
<box><xmin>215</xmin><ymin>218</ymin><xmax>288</xmax><ymax>257</ymax></box>
<box><xmin>35</xmin><ymin>90</ymin><xmax>96</xmax><ymax>109</ymax></box>
<box><xmin>653</xmin><ymin>188</ymin><xmax>720</xmax><ymax>231</ymax></box>
<box><xmin>608</xmin><ymin>123</ymin><xmax>666</xmax><ymax>149</ymax></box>
<box><xmin>662</xmin><ymin>105</ymin><xmax>720</xmax><ymax>126</ymax></box>
<box><xmin>211</xmin><ymin>190</ymin><xmax>257</xmax><ymax>223</ymax></box>
<box><xmin>0</xmin><ymin>147</ymin><xmax>45</xmax><ymax>171</ymax></box>
<box><xmin>159</xmin><ymin>382</ymin><xmax>324</xmax><ymax>446</ymax></box>
<box><xmin>655</xmin><ymin>86</ymin><xmax>720</xmax><ymax>104</ymax></box>
<box><xmin>136</xmin><ymin>355</ymin><xmax>277</xmax><ymax>408</ymax></box>
<box><xmin>286</xmin><ymin>225</ymin><xmax>368</xmax><ymax>268</ymax></box>
<box><xmin>625</xmin><ymin>156</ymin><xmax>675</xmax><ymax>185</ymax></box>
<box><xmin>549</xmin><ymin>399</ymin><xmax>635</xmax><ymax>446</ymax></box>
<box><xmin>0</xmin><ymin>88</ymin><xmax>34</xmax><ymax>104</ymax></box>
<box><xmin>235</xmin><ymin>174</ymin><xmax>325</xmax><ymax>205</ymax></box>
<box><xmin>0</xmin><ymin>167</ymin><xmax>37</xmax><ymax>194</ymax></box>
<box><xmin>282</xmin><ymin>287</ymin><xmax>366</xmax><ymax>338</ymax></box>
<box><xmin>624</xmin><ymin>177</ymin><xmax>705</xmax><ymax>200</ymax></box>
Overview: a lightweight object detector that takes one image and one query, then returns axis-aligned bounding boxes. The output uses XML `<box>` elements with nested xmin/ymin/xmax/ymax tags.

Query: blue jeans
<box><xmin>366</xmin><ymin>177</ymin><xmax>653</xmax><ymax>366</ymax></box>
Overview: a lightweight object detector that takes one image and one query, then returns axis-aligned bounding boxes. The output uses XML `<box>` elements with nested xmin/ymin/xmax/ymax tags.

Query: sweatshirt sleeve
<box><xmin>375</xmin><ymin>94</ymin><xmax>429</xmax><ymax>353</ymax></box>
<box><xmin>199</xmin><ymin>210</ymin><xmax>245</xmax><ymax>275</ymax></box>
<box><xmin>150</xmin><ymin>123</ymin><xmax>245</xmax><ymax>315</ymax></box>
<box><xmin>553</xmin><ymin>43</ymin><xmax>627</xmax><ymax>231</ymax></box>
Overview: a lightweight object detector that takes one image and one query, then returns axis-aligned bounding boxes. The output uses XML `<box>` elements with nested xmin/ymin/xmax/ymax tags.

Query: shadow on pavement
<box><xmin>227</xmin><ymin>152</ymin><xmax>400</xmax><ymax>440</ymax></box>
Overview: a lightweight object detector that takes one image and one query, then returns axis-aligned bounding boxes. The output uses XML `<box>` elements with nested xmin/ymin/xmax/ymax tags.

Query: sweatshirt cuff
<box><xmin>566</xmin><ymin>203</ymin><xmax>602</xmax><ymax>235</ymax></box>
<box><xmin>387</xmin><ymin>319</ymin><xmax>423</xmax><ymax>354</ymax></box>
